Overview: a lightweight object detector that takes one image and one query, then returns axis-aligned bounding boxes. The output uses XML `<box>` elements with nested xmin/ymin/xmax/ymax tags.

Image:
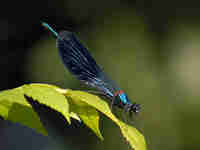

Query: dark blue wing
<box><xmin>57</xmin><ymin>31</ymin><xmax>99</xmax><ymax>80</ymax></box>
<box><xmin>57</xmin><ymin>31</ymin><xmax>117</xmax><ymax>97</ymax></box>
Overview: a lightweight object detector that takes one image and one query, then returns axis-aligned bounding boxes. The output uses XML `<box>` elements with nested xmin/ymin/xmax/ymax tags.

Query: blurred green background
<box><xmin>1</xmin><ymin>0</ymin><xmax>200</xmax><ymax>150</ymax></box>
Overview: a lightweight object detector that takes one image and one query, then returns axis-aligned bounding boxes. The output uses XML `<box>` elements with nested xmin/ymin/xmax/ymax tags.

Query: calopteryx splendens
<box><xmin>41</xmin><ymin>22</ymin><xmax>140</xmax><ymax>115</ymax></box>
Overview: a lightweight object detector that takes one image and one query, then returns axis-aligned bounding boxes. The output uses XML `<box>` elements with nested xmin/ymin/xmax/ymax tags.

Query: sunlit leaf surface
<box><xmin>0</xmin><ymin>84</ymin><xmax>146</xmax><ymax>150</ymax></box>
<box><xmin>65</xmin><ymin>90</ymin><xmax>146</xmax><ymax>150</ymax></box>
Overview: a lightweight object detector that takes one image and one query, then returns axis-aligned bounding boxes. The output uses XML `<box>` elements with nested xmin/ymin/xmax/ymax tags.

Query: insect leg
<box><xmin>122</xmin><ymin>108</ymin><xmax>128</xmax><ymax>123</ymax></box>
<box><xmin>110</xmin><ymin>97</ymin><xmax>116</xmax><ymax>110</ymax></box>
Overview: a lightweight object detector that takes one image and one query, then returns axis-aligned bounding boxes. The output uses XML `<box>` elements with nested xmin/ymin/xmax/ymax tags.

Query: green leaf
<box><xmin>65</xmin><ymin>90</ymin><xmax>146</xmax><ymax>150</ymax></box>
<box><xmin>68</xmin><ymin>96</ymin><xmax>103</xmax><ymax>140</ymax></box>
<box><xmin>69</xmin><ymin>112</ymin><xmax>81</xmax><ymax>122</ymax></box>
<box><xmin>0</xmin><ymin>83</ymin><xmax>146</xmax><ymax>150</ymax></box>
<box><xmin>0</xmin><ymin>86</ymin><xmax>47</xmax><ymax>135</ymax></box>
<box><xmin>0</xmin><ymin>84</ymin><xmax>71</xmax><ymax>135</ymax></box>
<box><xmin>22</xmin><ymin>84</ymin><xmax>70</xmax><ymax>123</ymax></box>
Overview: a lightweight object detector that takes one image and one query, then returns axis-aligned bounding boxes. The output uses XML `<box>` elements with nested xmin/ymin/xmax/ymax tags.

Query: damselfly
<box><xmin>41</xmin><ymin>22</ymin><xmax>140</xmax><ymax>116</ymax></box>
